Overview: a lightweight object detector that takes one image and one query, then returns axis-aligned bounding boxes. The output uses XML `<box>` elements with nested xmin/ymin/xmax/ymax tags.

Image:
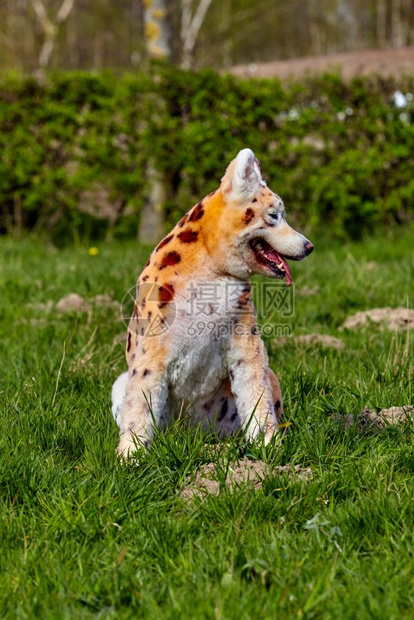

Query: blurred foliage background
<box><xmin>2</xmin><ymin>0</ymin><xmax>414</xmax><ymax>72</ymax></box>
<box><xmin>0</xmin><ymin>0</ymin><xmax>413</xmax><ymax>241</ymax></box>
<box><xmin>1</xmin><ymin>69</ymin><xmax>413</xmax><ymax>241</ymax></box>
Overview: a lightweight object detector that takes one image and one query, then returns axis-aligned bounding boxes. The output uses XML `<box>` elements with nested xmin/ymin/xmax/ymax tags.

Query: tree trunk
<box><xmin>391</xmin><ymin>0</ymin><xmax>404</xmax><ymax>48</ymax></box>
<box><xmin>307</xmin><ymin>0</ymin><xmax>324</xmax><ymax>56</ymax></box>
<box><xmin>400</xmin><ymin>0</ymin><xmax>412</xmax><ymax>45</ymax></box>
<box><xmin>181</xmin><ymin>0</ymin><xmax>213</xmax><ymax>70</ymax></box>
<box><xmin>376</xmin><ymin>0</ymin><xmax>387</xmax><ymax>48</ymax></box>
<box><xmin>138</xmin><ymin>0</ymin><xmax>172</xmax><ymax>245</ymax></box>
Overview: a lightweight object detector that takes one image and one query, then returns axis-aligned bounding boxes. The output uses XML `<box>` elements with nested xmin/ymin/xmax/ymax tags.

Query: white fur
<box><xmin>225</xmin><ymin>148</ymin><xmax>262</xmax><ymax>203</ymax></box>
<box><xmin>112</xmin><ymin>277</ymin><xmax>276</xmax><ymax>444</ymax></box>
<box><xmin>111</xmin><ymin>371</ymin><xmax>128</xmax><ymax>426</ymax></box>
<box><xmin>260</xmin><ymin>224</ymin><xmax>311</xmax><ymax>261</ymax></box>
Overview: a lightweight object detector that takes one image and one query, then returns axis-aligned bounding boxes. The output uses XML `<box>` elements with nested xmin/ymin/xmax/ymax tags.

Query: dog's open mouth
<box><xmin>249</xmin><ymin>238</ymin><xmax>292</xmax><ymax>286</ymax></box>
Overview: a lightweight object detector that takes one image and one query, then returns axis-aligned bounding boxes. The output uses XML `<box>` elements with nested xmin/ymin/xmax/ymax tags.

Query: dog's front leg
<box><xmin>227</xmin><ymin>318</ymin><xmax>278</xmax><ymax>444</ymax></box>
<box><xmin>117</xmin><ymin>366</ymin><xmax>168</xmax><ymax>457</ymax></box>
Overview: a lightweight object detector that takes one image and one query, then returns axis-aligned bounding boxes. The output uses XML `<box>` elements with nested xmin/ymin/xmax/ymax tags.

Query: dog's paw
<box><xmin>264</xmin><ymin>424</ymin><xmax>279</xmax><ymax>446</ymax></box>
<box><xmin>116</xmin><ymin>437</ymin><xmax>138</xmax><ymax>460</ymax></box>
<box><xmin>116</xmin><ymin>432</ymin><xmax>150</xmax><ymax>460</ymax></box>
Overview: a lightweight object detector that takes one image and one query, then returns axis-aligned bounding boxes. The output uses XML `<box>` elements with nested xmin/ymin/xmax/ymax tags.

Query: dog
<box><xmin>112</xmin><ymin>148</ymin><xmax>313</xmax><ymax>456</ymax></box>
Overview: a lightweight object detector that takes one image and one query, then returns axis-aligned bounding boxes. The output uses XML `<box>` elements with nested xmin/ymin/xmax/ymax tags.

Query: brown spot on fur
<box><xmin>148</xmin><ymin>311</ymin><xmax>152</xmax><ymax>320</ymax></box>
<box><xmin>159</xmin><ymin>283</ymin><xmax>175</xmax><ymax>304</ymax></box>
<box><xmin>231</xmin><ymin>411</ymin><xmax>238</xmax><ymax>422</ymax></box>
<box><xmin>145</xmin><ymin>258</ymin><xmax>151</xmax><ymax>267</ymax></box>
<box><xmin>252</xmin><ymin>198</ymin><xmax>257</xmax><ymax>203</ymax></box>
<box><xmin>243</xmin><ymin>207</ymin><xmax>255</xmax><ymax>224</ymax></box>
<box><xmin>275</xmin><ymin>400</ymin><xmax>281</xmax><ymax>411</ymax></box>
<box><xmin>160</xmin><ymin>251</ymin><xmax>181</xmax><ymax>269</ymax></box>
<box><xmin>229</xmin><ymin>370</ymin><xmax>234</xmax><ymax>381</ymax></box>
<box><xmin>188</xmin><ymin>202</ymin><xmax>204</xmax><ymax>222</ymax></box>
<box><xmin>156</xmin><ymin>234</ymin><xmax>174</xmax><ymax>251</ymax></box>
<box><xmin>127</xmin><ymin>332</ymin><xmax>132</xmax><ymax>352</ymax></box>
<box><xmin>132</xmin><ymin>353</ymin><xmax>136</xmax><ymax>361</ymax></box>
<box><xmin>131</xmin><ymin>368</ymin><xmax>137</xmax><ymax>377</ymax></box>
<box><xmin>178</xmin><ymin>213</ymin><xmax>188</xmax><ymax>228</ymax></box>
<box><xmin>178</xmin><ymin>229</ymin><xmax>199</xmax><ymax>243</ymax></box>
<box><xmin>238</xmin><ymin>290</ymin><xmax>250</xmax><ymax>306</ymax></box>
<box><xmin>143</xmin><ymin>369</ymin><xmax>151</xmax><ymax>377</ymax></box>
<box><xmin>142</xmin><ymin>275</ymin><xmax>149</xmax><ymax>282</ymax></box>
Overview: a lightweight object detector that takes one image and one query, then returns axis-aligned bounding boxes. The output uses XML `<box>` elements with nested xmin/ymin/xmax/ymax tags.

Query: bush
<box><xmin>0</xmin><ymin>65</ymin><xmax>413</xmax><ymax>240</ymax></box>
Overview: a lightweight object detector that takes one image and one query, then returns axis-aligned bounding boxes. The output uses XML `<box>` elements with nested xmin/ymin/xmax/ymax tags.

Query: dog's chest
<box><xmin>168</xmin><ymin>336</ymin><xmax>227</xmax><ymax>402</ymax></box>
<box><xmin>165</xmin><ymin>278</ymin><xmax>246</xmax><ymax>401</ymax></box>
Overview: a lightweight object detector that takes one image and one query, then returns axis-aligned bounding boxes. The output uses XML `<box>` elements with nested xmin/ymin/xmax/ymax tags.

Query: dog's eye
<box><xmin>269</xmin><ymin>212</ymin><xmax>279</xmax><ymax>221</ymax></box>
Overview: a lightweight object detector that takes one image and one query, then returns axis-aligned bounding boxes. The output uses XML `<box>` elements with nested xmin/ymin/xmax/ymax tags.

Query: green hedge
<box><xmin>1</xmin><ymin>65</ymin><xmax>413</xmax><ymax>240</ymax></box>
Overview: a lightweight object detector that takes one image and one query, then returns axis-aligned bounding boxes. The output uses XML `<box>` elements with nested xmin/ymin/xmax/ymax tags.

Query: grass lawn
<box><xmin>0</xmin><ymin>230</ymin><xmax>413</xmax><ymax>619</ymax></box>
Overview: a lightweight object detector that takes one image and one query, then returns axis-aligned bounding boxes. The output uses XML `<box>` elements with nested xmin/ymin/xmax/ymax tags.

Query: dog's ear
<box><xmin>221</xmin><ymin>148</ymin><xmax>262</xmax><ymax>204</ymax></box>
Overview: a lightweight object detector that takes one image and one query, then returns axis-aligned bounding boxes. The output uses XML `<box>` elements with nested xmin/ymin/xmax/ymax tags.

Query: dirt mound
<box><xmin>181</xmin><ymin>457</ymin><xmax>312</xmax><ymax>500</ymax></box>
<box><xmin>332</xmin><ymin>406</ymin><xmax>414</xmax><ymax>430</ymax></box>
<box><xmin>56</xmin><ymin>293</ymin><xmax>86</xmax><ymax>312</ymax></box>
<box><xmin>342</xmin><ymin>308</ymin><xmax>414</xmax><ymax>331</ymax></box>
<box><xmin>230</xmin><ymin>47</ymin><xmax>414</xmax><ymax>81</ymax></box>
<box><xmin>51</xmin><ymin>293</ymin><xmax>119</xmax><ymax>313</ymax></box>
<box><xmin>273</xmin><ymin>333</ymin><xmax>345</xmax><ymax>350</ymax></box>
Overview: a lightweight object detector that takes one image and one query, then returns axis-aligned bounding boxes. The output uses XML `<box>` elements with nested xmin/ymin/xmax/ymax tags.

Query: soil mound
<box><xmin>181</xmin><ymin>457</ymin><xmax>312</xmax><ymax>500</ymax></box>
<box><xmin>343</xmin><ymin>308</ymin><xmax>414</xmax><ymax>331</ymax></box>
<box><xmin>273</xmin><ymin>333</ymin><xmax>345</xmax><ymax>349</ymax></box>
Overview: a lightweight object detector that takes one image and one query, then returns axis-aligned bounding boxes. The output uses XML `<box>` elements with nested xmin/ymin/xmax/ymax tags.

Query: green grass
<box><xmin>0</xmin><ymin>230</ymin><xmax>413</xmax><ymax>619</ymax></box>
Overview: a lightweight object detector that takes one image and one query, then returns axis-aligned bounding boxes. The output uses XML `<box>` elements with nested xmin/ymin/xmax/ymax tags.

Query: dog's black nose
<box><xmin>304</xmin><ymin>242</ymin><xmax>314</xmax><ymax>255</ymax></box>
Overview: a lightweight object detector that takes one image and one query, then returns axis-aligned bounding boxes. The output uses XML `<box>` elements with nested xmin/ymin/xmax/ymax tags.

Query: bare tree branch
<box><xmin>181</xmin><ymin>0</ymin><xmax>213</xmax><ymax>69</ymax></box>
<box><xmin>30</xmin><ymin>0</ymin><xmax>47</xmax><ymax>23</ymax></box>
<box><xmin>57</xmin><ymin>0</ymin><xmax>76</xmax><ymax>24</ymax></box>
<box><xmin>30</xmin><ymin>0</ymin><xmax>54</xmax><ymax>35</ymax></box>
<box><xmin>181</xmin><ymin>0</ymin><xmax>192</xmax><ymax>45</ymax></box>
<box><xmin>30</xmin><ymin>0</ymin><xmax>76</xmax><ymax>72</ymax></box>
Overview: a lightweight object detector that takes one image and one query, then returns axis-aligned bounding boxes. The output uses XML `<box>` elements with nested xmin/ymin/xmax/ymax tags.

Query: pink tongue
<box><xmin>265</xmin><ymin>247</ymin><xmax>291</xmax><ymax>286</ymax></box>
<box><xmin>281</xmin><ymin>256</ymin><xmax>292</xmax><ymax>287</ymax></box>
